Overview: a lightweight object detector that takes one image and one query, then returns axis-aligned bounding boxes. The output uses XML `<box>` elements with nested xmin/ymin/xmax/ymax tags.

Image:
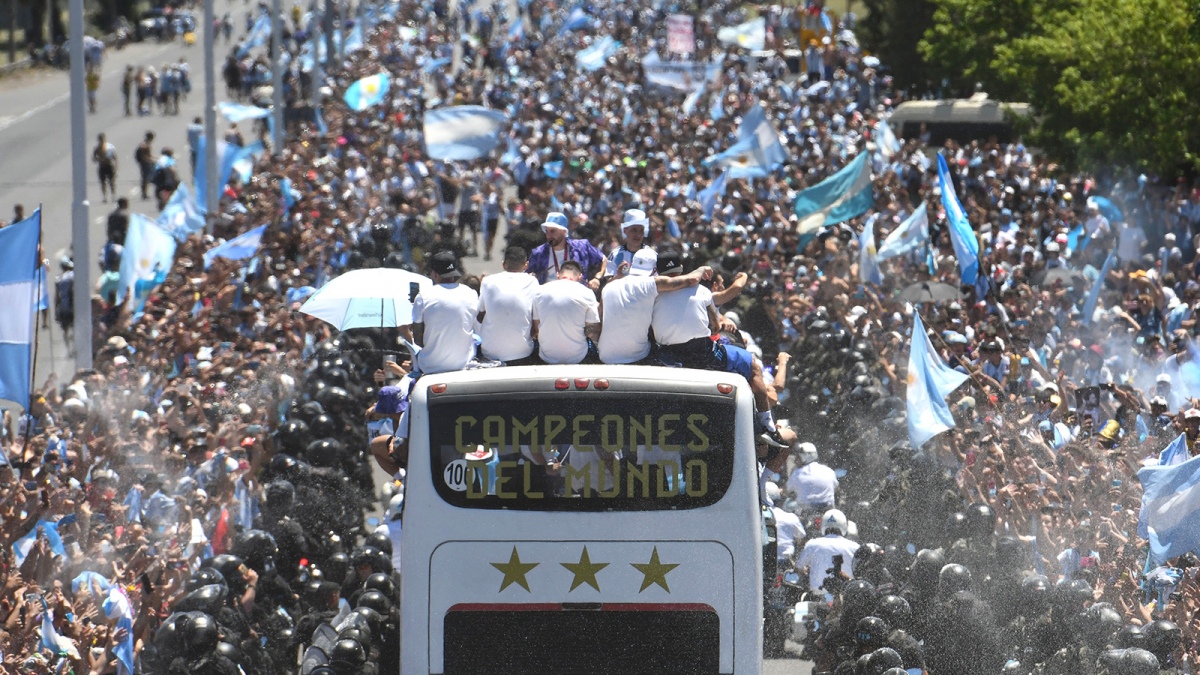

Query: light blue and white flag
<box><xmin>642</xmin><ymin>51</ymin><xmax>724</xmax><ymax>92</ymax></box>
<box><xmin>423</xmin><ymin>106</ymin><xmax>510</xmax><ymax>160</ymax></box>
<box><xmin>1080</xmin><ymin>248</ymin><xmax>1116</xmax><ymax>325</ymax></box>
<box><xmin>0</xmin><ymin>209</ymin><xmax>39</xmax><ymax>407</ymax></box>
<box><xmin>907</xmin><ymin>312</ymin><xmax>970</xmax><ymax>448</ymax></box>
<box><xmin>1161</xmin><ymin>433</ymin><xmax>1190</xmax><ymax>467</ymax></box>
<box><xmin>559</xmin><ymin>7</ymin><xmax>590</xmax><ymax>35</ymax></box>
<box><xmin>118</xmin><ymin>214</ymin><xmax>176</xmax><ymax>315</ymax></box>
<box><xmin>157</xmin><ymin>182</ymin><xmax>206</xmax><ymax>241</ymax></box>
<box><xmin>13</xmin><ymin>518</ymin><xmax>65</xmax><ymax>566</ymax></box>
<box><xmin>218</xmin><ymin>101</ymin><xmax>271</xmax><ymax>123</ymax></box>
<box><xmin>704</xmin><ymin>103</ymin><xmax>785</xmax><ymax>178</ymax></box>
<box><xmin>102</xmin><ymin>586</ymin><xmax>135</xmax><ymax>675</ymax></box>
<box><xmin>204</xmin><ymin>224</ymin><xmax>267</xmax><ymax>269</ymax></box>
<box><xmin>508</xmin><ymin>16</ymin><xmax>525</xmax><ymax>40</ymax></box>
<box><xmin>237</xmin><ymin>13</ymin><xmax>272</xmax><ymax>57</ymax></box>
<box><xmin>716</xmin><ymin>17</ymin><xmax>765</xmax><ymax>51</ymax></box>
<box><xmin>39</xmin><ymin>596</ymin><xmax>79</xmax><ymax>659</ymax></box>
<box><xmin>343</xmin><ymin>71</ymin><xmax>390</xmax><ymax>111</ymax></box>
<box><xmin>858</xmin><ymin>215</ymin><xmax>883</xmax><ymax>286</ymax></box>
<box><xmin>422</xmin><ymin>55</ymin><xmax>452</xmax><ymax>73</ymax></box>
<box><xmin>543</xmin><ymin>161</ymin><xmax>563</xmax><ymax>179</ymax></box>
<box><xmin>1137</xmin><ymin>451</ymin><xmax>1200</xmax><ymax>566</ymax></box>
<box><xmin>576</xmin><ymin>35</ymin><xmax>619</xmax><ymax>71</ymax></box>
<box><xmin>281</xmin><ymin>177</ymin><xmax>299</xmax><ymax>217</ymax></box>
<box><xmin>225</xmin><ymin>140</ymin><xmax>265</xmax><ymax>185</ymax></box>
<box><xmin>1088</xmin><ymin>195</ymin><xmax>1124</xmax><ymax>223</ymax></box>
<box><xmin>709</xmin><ymin>91</ymin><xmax>725</xmax><ymax>121</ymax></box>
<box><xmin>698</xmin><ymin>170</ymin><xmax>728</xmax><ymax>220</ymax></box>
<box><xmin>71</xmin><ymin>571</ymin><xmax>112</xmax><ymax>597</ymax></box>
<box><xmin>875</xmin><ymin>118</ymin><xmax>901</xmax><ymax>160</ymax></box>
<box><xmin>793</xmin><ymin>152</ymin><xmax>874</xmax><ymax>241</ymax></box>
<box><xmin>937</xmin><ymin>154</ymin><xmax>978</xmax><ymax>285</ymax></box>
<box><xmin>344</xmin><ymin>24</ymin><xmax>364</xmax><ymax>52</ymax></box>
<box><xmin>877</xmin><ymin>202</ymin><xmax>929</xmax><ymax>260</ymax></box>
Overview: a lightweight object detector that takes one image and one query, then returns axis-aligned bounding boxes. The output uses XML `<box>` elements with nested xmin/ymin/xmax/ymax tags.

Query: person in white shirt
<box><xmin>597</xmin><ymin>252</ymin><xmax>712</xmax><ymax>364</ymax></box>
<box><xmin>1084</xmin><ymin>202</ymin><xmax>1110</xmax><ymax>239</ymax></box>
<box><xmin>478</xmin><ymin>247</ymin><xmax>539</xmax><ymax>365</ymax></box>
<box><xmin>532</xmin><ymin>260</ymin><xmax>601</xmax><ymax>364</ymax></box>
<box><xmin>786</xmin><ymin>443</ymin><xmax>838</xmax><ymax>514</ymax></box>
<box><xmin>795</xmin><ymin>509</ymin><xmax>860</xmax><ymax>593</ymax></box>
<box><xmin>406</xmin><ymin>250</ymin><xmax>479</xmax><ymax>374</ymax></box>
<box><xmin>764</xmin><ymin>482</ymin><xmax>806</xmax><ymax>563</ymax></box>
<box><xmin>651</xmin><ymin>250</ymin><xmax>720</xmax><ymax>368</ymax></box>
<box><xmin>603</xmin><ymin>209</ymin><xmax>658</xmax><ymax>282</ymax></box>
<box><xmin>1117</xmin><ymin>220</ymin><xmax>1148</xmax><ymax>262</ymax></box>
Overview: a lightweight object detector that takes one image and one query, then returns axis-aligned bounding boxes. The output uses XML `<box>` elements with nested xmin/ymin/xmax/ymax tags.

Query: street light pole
<box><xmin>271</xmin><ymin>0</ymin><xmax>283</xmax><ymax>155</ymax></box>
<box><xmin>68</xmin><ymin>0</ymin><xmax>90</xmax><ymax>369</ymax></box>
<box><xmin>204</xmin><ymin>0</ymin><xmax>218</xmax><ymax>223</ymax></box>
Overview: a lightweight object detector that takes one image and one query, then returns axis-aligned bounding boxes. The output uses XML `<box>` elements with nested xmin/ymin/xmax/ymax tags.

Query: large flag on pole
<box><xmin>0</xmin><ymin>209</ymin><xmax>40</xmax><ymax>407</ymax></box>
<box><xmin>118</xmin><ymin>214</ymin><xmax>176</xmax><ymax>316</ymax></box>
<box><xmin>907</xmin><ymin>313</ymin><xmax>970</xmax><ymax>448</ymax></box>
<box><xmin>937</xmin><ymin>153</ymin><xmax>979</xmax><ymax>284</ymax></box>
<box><xmin>877</xmin><ymin>202</ymin><xmax>929</xmax><ymax>260</ymax></box>
<box><xmin>1137</xmin><ymin>451</ymin><xmax>1200</xmax><ymax>566</ymax></box>
<box><xmin>423</xmin><ymin>106</ymin><xmax>510</xmax><ymax>160</ymax></box>
<box><xmin>343</xmin><ymin>72</ymin><xmax>391</xmax><ymax>111</ymax></box>
<box><xmin>792</xmin><ymin>152</ymin><xmax>874</xmax><ymax>242</ymax></box>
<box><xmin>703</xmin><ymin>103</ymin><xmax>785</xmax><ymax>178</ymax></box>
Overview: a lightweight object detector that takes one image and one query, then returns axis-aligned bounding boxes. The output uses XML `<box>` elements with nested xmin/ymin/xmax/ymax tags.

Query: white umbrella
<box><xmin>299</xmin><ymin>268</ymin><xmax>433</xmax><ymax>330</ymax></box>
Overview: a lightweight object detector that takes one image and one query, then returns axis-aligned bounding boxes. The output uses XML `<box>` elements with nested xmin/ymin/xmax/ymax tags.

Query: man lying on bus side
<box><xmin>648</xmin><ymin>251</ymin><xmax>785</xmax><ymax>446</ymax></box>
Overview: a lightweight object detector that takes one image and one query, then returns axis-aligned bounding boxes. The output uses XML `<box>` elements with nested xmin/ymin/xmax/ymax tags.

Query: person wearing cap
<box><xmin>1084</xmin><ymin>201</ymin><xmax>1110</xmax><ymax>240</ymax></box>
<box><xmin>1148</xmin><ymin>396</ymin><xmax>1174</xmax><ymax>437</ymax></box>
<box><xmin>527</xmin><ymin>212</ymin><xmax>605</xmax><ymax>286</ymax></box>
<box><xmin>477</xmin><ymin>246</ymin><xmax>539</xmax><ymax>365</ymax></box>
<box><xmin>597</xmin><ymin>257</ymin><xmax>713</xmax><ymax>365</ymax></box>
<box><xmin>405</xmin><ymin>250</ymin><xmax>479</xmax><ymax>375</ymax></box>
<box><xmin>650</xmin><ymin>250</ymin><xmax>720</xmax><ymax>368</ymax></box>
<box><xmin>531</xmin><ymin>260</ymin><xmax>601</xmax><ymax>364</ymax></box>
<box><xmin>602</xmin><ymin>209</ymin><xmax>657</xmax><ymax>282</ymax></box>
<box><xmin>764</xmin><ymin>482</ymin><xmax>806</xmax><ymax>564</ymax></box>
<box><xmin>1043</xmin><ymin>241</ymin><xmax>1065</xmax><ymax>269</ymax></box>
<box><xmin>1184</xmin><ymin>408</ymin><xmax>1200</xmax><ymax>453</ymax></box>
<box><xmin>786</xmin><ymin>442</ymin><xmax>838</xmax><ymax>516</ymax></box>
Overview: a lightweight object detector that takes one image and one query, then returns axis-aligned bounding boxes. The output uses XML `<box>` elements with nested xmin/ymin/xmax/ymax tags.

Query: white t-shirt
<box><xmin>598</xmin><ymin>276</ymin><xmax>658</xmax><ymax>364</ymax></box>
<box><xmin>787</xmin><ymin>462</ymin><xmax>839</xmax><ymax>510</ymax></box>
<box><xmin>652</xmin><ymin>284</ymin><xmax>714</xmax><ymax>346</ymax></box>
<box><xmin>1117</xmin><ymin>223</ymin><xmax>1147</xmax><ymax>261</ymax></box>
<box><xmin>796</xmin><ymin>534</ymin><xmax>860</xmax><ymax>592</ymax></box>
<box><xmin>771</xmin><ymin>507</ymin><xmax>806</xmax><ymax>560</ymax></box>
<box><xmin>478</xmin><ymin>271</ymin><xmax>538</xmax><ymax>361</ymax></box>
<box><xmin>532</xmin><ymin>279</ymin><xmax>600</xmax><ymax>364</ymax></box>
<box><xmin>412</xmin><ymin>283</ymin><xmax>479</xmax><ymax>374</ymax></box>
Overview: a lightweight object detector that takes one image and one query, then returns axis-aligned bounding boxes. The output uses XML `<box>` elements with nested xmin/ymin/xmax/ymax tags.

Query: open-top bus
<box><xmin>399</xmin><ymin>365</ymin><xmax>763</xmax><ymax>674</ymax></box>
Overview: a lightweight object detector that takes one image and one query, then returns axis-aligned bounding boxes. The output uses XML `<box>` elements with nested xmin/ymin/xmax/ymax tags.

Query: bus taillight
<box><xmin>593</xmin><ymin>379</ymin><xmax>610</xmax><ymax>390</ymax></box>
<box><xmin>717</xmin><ymin>383</ymin><xmax>734</xmax><ymax>394</ymax></box>
<box><xmin>555</xmin><ymin>378</ymin><xmax>570</xmax><ymax>390</ymax></box>
<box><xmin>574</xmin><ymin>378</ymin><xmax>590</xmax><ymax>390</ymax></box>
<box><xmin>431</xmin><ymin>384</ymin><xmax>448</xmax><ymax>394</ymax></box>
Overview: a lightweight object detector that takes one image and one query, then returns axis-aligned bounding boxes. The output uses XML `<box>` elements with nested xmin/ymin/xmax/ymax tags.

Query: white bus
<box><xmin>399</xmin><ymin>365</ymin><xmax>763</xmax><ymax>674</ymax></box>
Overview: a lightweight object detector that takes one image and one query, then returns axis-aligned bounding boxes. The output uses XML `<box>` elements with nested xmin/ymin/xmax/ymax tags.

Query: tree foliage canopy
<box><xmin>861</xmin><ymin>0</ymin><xmax>1200</xmax><ymax>175</ymax></box>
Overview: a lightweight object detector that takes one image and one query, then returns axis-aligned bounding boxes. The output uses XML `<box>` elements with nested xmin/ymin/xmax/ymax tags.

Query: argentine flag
<box><xmin>875</xmin><ymin>119</ymin><xmax>901</xmax><ymax>161</ymax></box>
<box><xmin>858</xmin><ymin>215</ymin><xmax>883</xmax><ymax>286</ymax></box>
<box><xmin>344</xmin><ymin>72</ymin><xmax>391</xmax><ymax>111</ymax></box>
<box><xmin>118</xmin><ymin>214</ymin><xmax>176</xmax><ymax>316</ymax></box>
<box><xmin>0</xmin><ymin>209</ymin><xmax>40</xmax><ymax>407</ymax></box>
<box><xmin>1138</xmin><ymin>449</ymin><xmax>1200</xmax><ymax>566</ymax></box>
<box><xmin>237</xmin><ymin>12</ymin><xmax>273</xmax><ymax>57</ymax></box>
<box><xmin>576</xmin><ymin>36</ymin><xmax>619</xmax><ymax>72</ymax></box>
<box><xmin>157</xmin><ymin>182</ymin><xmax>206</xmax><ymax>241</ymax></box>
<box><xmin>907</xmin><ymin>313</ymin><xmax>970</xmax><ymax>448</ymax></box>
<box><xmin>877</xmin><ymin>202</ymin><xmax>929</xmax><ymax>260</ymax></box>
<box><xmin>937</xmin><ymin>153</ymin><xmax>979</xmax><ymax>285</ymax></box>
<box><xmin>1080</xmin><ymin>247</ymin><xmax>1116</xmax><ymax>325</ymax></box>
<box><xmin>793</xmin><ymin>152</ymin><xmax>874</xmax><ymax>241</ymax></box>
<box><xmin>423</xmin><ymin>106</ymin><xmax>510</xmax><ymax>160</ymax></box>
<box><xmin>218</xmin><ymin>101</ymin><xmax>271</xmax><ymax>123</ymax></box>
<box><xmin>559</xmin><ymin>7</ymin><xmax>590</xmax><ymax>35</ymax></box>
<box><xmin>698</xmin><ymin>170</ymin><xmax>728</xmax><ymax>220</ymax></box>
<box><xmin>204</xmin><ymin>224</ymin><xmax>268</xmax><ymax>269</ymax></box>
<box><xmin>704</xmin><ymin>103</ymin><xmax>785</xmax><ymax>178</ymax></box>
<box><xmin>716</xmin><ymin>17</ymin><xmax>765</xmax><ymax>51</ymax></box>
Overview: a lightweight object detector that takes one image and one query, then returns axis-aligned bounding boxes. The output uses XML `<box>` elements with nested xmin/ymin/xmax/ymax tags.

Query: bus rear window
<box><xmin>428</xmin><ymin>395</ymin><xmax>736</xmax><ymax>511</ymax></box>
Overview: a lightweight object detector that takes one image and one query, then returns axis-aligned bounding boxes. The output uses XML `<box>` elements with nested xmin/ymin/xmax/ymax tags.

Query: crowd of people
<box><xmin>3</xmin><ymin>0</ymin><xmax>1200</xmax><ymax>672</ymax></box>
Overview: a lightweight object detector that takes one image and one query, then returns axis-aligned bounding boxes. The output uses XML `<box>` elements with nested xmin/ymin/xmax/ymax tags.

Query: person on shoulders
<box><xmin>406</xmin><ymin>250</ymin><xmax>479</xmax><ymax>375</ymax></box>
<box><xmin>602</xmin><ymin>209</ymin><xmax>657</xmax><ymax>283</ymax></box>
<box><xmin>478</xmin><ymin>246</ymin><xmax>539</xmax><ymax>365</ymax></box>
<box><xmin>527</xmin><ymin>212</ymin><xmax>605</xmax><ymax>287</ymax></box>
<box><xmin>531</xmin><ymin>260</ymin><xmax>601</xmax><ymax>364</ymax></box>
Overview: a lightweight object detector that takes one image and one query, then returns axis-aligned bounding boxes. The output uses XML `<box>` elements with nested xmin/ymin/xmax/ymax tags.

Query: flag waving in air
<box><xmin>937</xmin><ymin>154</ymin><xmax>979</xmax><ymax>284</ymax></box>
<box><xmin>344</xmin><ymin>72</ymin><xmax>391</xmax><ymax>111</ymax></box>
<box><xmin>877</xmin><ymin>202</ymin><xmax>929</xmax><ymax>261</ymax></box>
<box><xmin>792</xmin><ymin>152</ymin><xmax>874</xmax><ymax>242</ymax></box>
<box><xmin>906</xmin><ymin>313</ymin><xmax>970</xmax><ymax>448</ymax></box>
<box><xmin>0</xmin><ymin>209</ymin><xmax>40</xmax><ymax>407</ymax></box>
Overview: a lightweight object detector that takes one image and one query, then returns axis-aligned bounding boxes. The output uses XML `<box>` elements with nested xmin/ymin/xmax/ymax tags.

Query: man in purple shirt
<box><xmin>527</xmin><ymin>212</ymin><xmax>605</xmax><ymax>288</ymax></box>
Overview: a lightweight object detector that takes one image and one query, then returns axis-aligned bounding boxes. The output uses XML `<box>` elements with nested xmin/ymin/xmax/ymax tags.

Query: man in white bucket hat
<box><xmin>603</xmin><ymin>208</ymin><xmax>658</xmax><ymax>281</ymax></box>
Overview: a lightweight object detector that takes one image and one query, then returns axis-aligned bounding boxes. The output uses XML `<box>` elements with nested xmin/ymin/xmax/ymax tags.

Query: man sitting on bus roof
<box><xmin>597</xmin><ymin>253</ymin><xmax>712</xmax><ymax>365</ymax></box>
<box><xmin>651</xmin><ymin>250</ymin><xmax>784</xmax><ymax>445</ymax></box>
<box><xmin>532</xmin><ymin>260</ymin><xmax>601</xmax><ymax>364</ymax></box>
<box><xmin>478</xmin><ymin>246</ymin><xmax>539</xmax><ymax>366</ymax></box>
<box><xmin>527</xmin><ymin>212</ymin><xmax>605</xmax><ymax>287</ymax></box>
<box><xmin>407</xmin><ymin>250</ymin><xmax>479</xmax><ymax>375</ymax></box>
<box><xmin>602</xmin><ymin>209</ymin><xmax>658</xmax><ymax>282</ymax></box>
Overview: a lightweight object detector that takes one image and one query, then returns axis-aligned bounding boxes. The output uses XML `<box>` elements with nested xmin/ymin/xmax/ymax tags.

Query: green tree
<box><xmin>994</xmin><ymin>0</ymin><xmax>1200</xmax><ymax>174</ymax></box>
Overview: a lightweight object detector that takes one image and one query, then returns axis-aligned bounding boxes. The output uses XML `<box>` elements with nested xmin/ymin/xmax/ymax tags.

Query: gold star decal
<box><xmin>631</xmin><ymin>547</ymin><xmax>679</xmax><ymax>593</ymax></box>
<box><xmin>490</xmin><ymin>546</ymin><xmax>539</xmax><ymax>592</ymax></box>
<box><xmin>560</xmin><ymin>546</ymin><xmax>609</xmax><ymax>592</ymax></box>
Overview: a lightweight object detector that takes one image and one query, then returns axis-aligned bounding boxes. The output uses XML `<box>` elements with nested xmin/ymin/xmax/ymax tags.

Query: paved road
<box><xmin>0</xmin><ymin>0</ymin><xmax>251</xmax><ymax>406</ymax></box>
